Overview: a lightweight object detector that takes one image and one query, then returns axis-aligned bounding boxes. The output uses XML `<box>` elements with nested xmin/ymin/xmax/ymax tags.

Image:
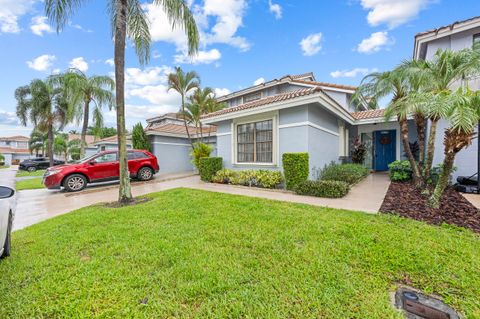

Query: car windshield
<box><xmin>76</xmin><ymin>154</ymin><xmax>98</xmax><ymax>164</ymax></box>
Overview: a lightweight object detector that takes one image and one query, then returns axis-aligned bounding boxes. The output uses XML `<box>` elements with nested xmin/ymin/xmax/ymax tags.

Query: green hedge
<box><xmin>212</xmin><ymin>169</ymin><xmax>283</xmax><ymax>189</ymax></box>
<box><xmin>282</xmin><ymin>153</ymin><xmax>309</xmax><ymax>190</ymax></box>
<box><xmin>388</xmin><ymin>160</ymin><xmax>412</xmax><ymax>182</ymax></box>
<box><xmin>198</xmin><ymin>157</ymin><xmax>223</xmax><ymax>182</ymax></box>
<box><xmin>295</xmin><ymin>180</ymin><xmax>350</xmax><ymax>198</ymax></box>
<box><xmin>320</xmin><ymin>162</ymin><xmax>369</xmax><ymax>185</ymax></box>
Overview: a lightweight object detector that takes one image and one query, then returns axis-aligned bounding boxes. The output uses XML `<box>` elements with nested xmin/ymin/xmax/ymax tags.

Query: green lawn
<box><xmin>0</xmin><ymin>165</ymin><xmax>9</xmax><ymax>169</ymax></box>
<box><xmin>1</xmin><ymin>189</ymin><xmax>479</xmax><ymax>318</ymax></box>
<box><xmin>15</xmin><ymin>177</ymin><xmax>44</xmax><ymax>190</ymax></box>
<box><xmin>15</xmin><ymin>169</ymin><xmax>46</xmax><ymax>177</ymax></box>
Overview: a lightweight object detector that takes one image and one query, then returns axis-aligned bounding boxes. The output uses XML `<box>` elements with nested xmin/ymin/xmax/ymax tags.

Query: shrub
<box><xmin>198</xmin><ymin>157</ymin><xmax>222</xmax><ymax>182</ymax></box>
<box><xmin>282</xmin><ymin>153</ymin><xmax>309</xmax><ymax>190</ymax></box>
<box><xmin>320</xmin><ymin>162</ymin><xmax>369</xmax><ymax>185</ymax></box>
<box><xmin>388</xmin><ymin>160</ymin><xmax>412</xmax><ymax>182</ymax></box>
<box><xmin>191</xmin><ymin>143</ymin><xmax>213</xmax><ymax>170</ymax></box>
<box><xmin>132</xmin><ymin>122</ymin><xmax>151</xmax><ymax>151</ymax></box>
<box><xmin>295</xmin><ymin>180</ymin><xmax>349</xmax><ymax>198</ymax></box>
<box><xmin>351</xmin><ymin>137</ymin><xmax>367</xmax><ymax>164</ymax></box>
<box><xmin>211</xmin><ymin>169</ymin><xmax>283</xmax><ymax>189</ymax></box>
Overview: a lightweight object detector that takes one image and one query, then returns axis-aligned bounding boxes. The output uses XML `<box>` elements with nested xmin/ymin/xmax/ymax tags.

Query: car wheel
<box><xmin>27</xmin><ymin>166</ymin><xmax>37</xmax><ymax>172</ymax></box>
<box><xmin>137</xmin><ymin>167</ymin><xmax>154</xmax><ymax>181</ymax></box>
<box><xmin>63</xmin><ymin>174</ymin><xmax>87</xmax><ymax>192</ymax></box>
<box><xmin>1</xmin><ymin>213</ymin><xmax>12</xmax><ymax>259</ymax></box>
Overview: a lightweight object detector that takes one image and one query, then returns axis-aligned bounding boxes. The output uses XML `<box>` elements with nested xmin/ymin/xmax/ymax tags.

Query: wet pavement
<box><xmin>10</xmin><ymin>170</ymin><xmax>390</xmax><ymax>231</ymax></box>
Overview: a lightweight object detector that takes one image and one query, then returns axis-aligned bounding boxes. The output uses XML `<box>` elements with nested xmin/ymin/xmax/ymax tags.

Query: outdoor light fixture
<box><xmin>394</xmin><ymin>287</ymin><xmax>459</xmax><ymax>319</ymax></box>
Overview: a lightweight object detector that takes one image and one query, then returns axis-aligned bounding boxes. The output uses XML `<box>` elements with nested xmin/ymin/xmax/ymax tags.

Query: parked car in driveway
<box><xmin>19</xmin><ymin>157</ymin><xmax>65</xmax><ymax>172</ymax></box>
<box><xmin>43</xmin><ymin>150</ymin><xmax>160</xmax><ymax>192</ymax></box>
<box><xmin>0</xmin><ymin>186</ymin><xmax>15</xmax><ymax>259</ymax></box>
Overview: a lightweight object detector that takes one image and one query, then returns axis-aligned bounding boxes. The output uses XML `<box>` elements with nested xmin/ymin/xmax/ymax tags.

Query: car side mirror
<box><xmin>0</xmin><ymin>186</ymin><xmax>15</xmax><ymax>199</ymax></box>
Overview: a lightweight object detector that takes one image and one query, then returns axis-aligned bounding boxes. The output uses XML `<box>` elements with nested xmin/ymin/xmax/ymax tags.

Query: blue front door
<box><xmin>374</xmin><ymin>130</ymin><xmax>396</xmax><ymax>171</ymax></box>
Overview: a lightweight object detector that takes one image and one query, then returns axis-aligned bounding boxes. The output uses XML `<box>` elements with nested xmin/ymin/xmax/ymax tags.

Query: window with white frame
<box><xmin>237</xmin><ymin>119</ymin><xmax>273</xmax><ymax>163</ymax></box>
<box><xmin>243</xmin><ymin>91</ymin><xmax>262</xmax><ymax>103</ymax></box>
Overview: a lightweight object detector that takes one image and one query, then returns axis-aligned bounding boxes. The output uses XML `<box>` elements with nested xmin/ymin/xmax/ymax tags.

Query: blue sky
<box><xmin>1</xmin><ymin>0</ymin><xmax>479</xmax><ymax>136</ymax></box>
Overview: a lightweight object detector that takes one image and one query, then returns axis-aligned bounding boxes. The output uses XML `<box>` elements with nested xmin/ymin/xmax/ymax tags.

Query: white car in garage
<box><xmin>0</xmin><ymin>186</ymin><xmax>15</xmax><ymax>259</ymax></box>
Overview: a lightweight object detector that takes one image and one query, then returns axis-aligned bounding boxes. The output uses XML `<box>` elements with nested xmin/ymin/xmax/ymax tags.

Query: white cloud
<box><xmin>174</xmin><ymin>48</ymin><xmax>221</xmax><ymax>65</ymax></box>
<box><xmin>128</xmin><ymin>84</ymin><xmax>180</xmax><ymax>107</ymax></box>
<box><xmin>0</xmin><ymin>0</ymin><xmax>38</xmax><ymax>33</ymax></box>
<box><xmin>71</xmin><ymin>23</ymin><xmax>93</xmax><ymax>33</ymax></box>
<box><xmin>268</xmin><ymin>0</ymin><xmax>282</xmax><ymax>19</ymax></box>
<box><xmin>330</xmin><ymin>67</ymin><xmax>378</xmax><ymax>78</ymax></box>
<box><xmin>52</xmin><ymin>68</ymin><xmax>61</xmax><ymax>75</ymax></box>
<box><xmin>253</xmin><ymin>77</ymin><xmax>265</xmax><ymax>85</ymax></box>
<box><xmin>105</xmin><ymin>58</ymin><xmax>114</xmax><ymax>67</ymax></box>
<box><xmin>0</xmin><ymin>109</ymin><xmax>20</xmax><ymax>125</ymax></box>
<box><xmin>30</xmin><ymin>16</ymin><xmax>53</xmax><ymax>36</ymax></box>
<box><xmin>125</xmin><ymin>104</ymin><xmax>179</xmax><ymax>120</ymax></box>
<box><xmin>300</xmin><ymin>32</ymin><xmax>323</xmax><ymax>56</ymax></box>
<box><xmin>26</xmin><ymin>54</ymin><xmax>56</xmax><ymax>71</ymax></box>
<box><xmin>214</xmin><ymin>88</ymin><xmax>230</xmax><ymax>97</ymax></box>
<box><xmin>357</xmin><ymin>31</ymin><xmax>394</xmax><ymax>54</ymax></box>
<box><xmin>69</xmin><ymin>57</ymin><xmax>89</xmax><ymax>72</ymax></box>
<box><xmin>360</xmin><ymin>0</ymin><xmax>432</xmax><ymax>29</ymax></box>
<box><xmin>144</xmin><ymin>3</ymin><xmax>189</xmax><ymax>50</ymax></box>
<box><xmin>124</xmin><ymin>66</ymin><xmax>173</xmax><ymax>86</ymax></box>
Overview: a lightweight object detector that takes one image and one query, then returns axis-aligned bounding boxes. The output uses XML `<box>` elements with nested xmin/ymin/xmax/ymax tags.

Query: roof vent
<box><xmin>394</xmin><ymin>286</ymin><xmax>460</xmax><ymax>319</ymax></box>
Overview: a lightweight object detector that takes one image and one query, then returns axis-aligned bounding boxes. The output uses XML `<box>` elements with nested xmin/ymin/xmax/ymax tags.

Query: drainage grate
<box><xmin>394</xmin><ymin>287</ymin><xmax>460</xmax><ymax>319</ymax></box>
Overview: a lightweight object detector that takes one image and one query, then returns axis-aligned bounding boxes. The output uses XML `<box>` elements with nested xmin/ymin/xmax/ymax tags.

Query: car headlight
<box><xmin>45</xmin><ymin>168</ymin><xmax>63</xmax><ymax>177</ymax></box>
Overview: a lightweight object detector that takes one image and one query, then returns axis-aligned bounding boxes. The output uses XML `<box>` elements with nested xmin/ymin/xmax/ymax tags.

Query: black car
<box><xmin>19</xmin><ymin>158</ymin><xmax>65</xmax><ymax>172</ymax></box>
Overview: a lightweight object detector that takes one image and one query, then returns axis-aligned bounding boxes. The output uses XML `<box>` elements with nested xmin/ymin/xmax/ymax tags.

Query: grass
<box><xmin>1</xmin><ymin>188</ymin><xmax>479</xmax><ymax>318</ymax></box>
<box><xmin>0</xmin><ymin>165</ymin><xmax>9</xmax><ymax>169</ymax></box>
<box><xmin>15</xmin><ymin>169</ymin><xmax>46</xmax><ymax>177</ymax></box>
<box><xmin>15</xmin><ymin>177</ymin><xmax>44</xmax><ymax>190</ymax></box>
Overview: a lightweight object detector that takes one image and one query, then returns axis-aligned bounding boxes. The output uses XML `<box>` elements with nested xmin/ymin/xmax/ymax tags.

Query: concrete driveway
<box><xmin>10</xmin><ymin>169</ymin><xmax>390</xmax><ymax>231</ymax></box>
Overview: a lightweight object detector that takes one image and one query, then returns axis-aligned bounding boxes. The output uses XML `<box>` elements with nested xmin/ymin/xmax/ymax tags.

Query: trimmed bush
<box><xmin>388</xmin><ymin>160</ymin><xmax>412</xmax><ymax>182</ymax></box>
<box><xmin>282</xmin><ymin>153</ymin><xmax>309</xmax><ymax>190</ymax></box>
<box><xmin>198</xmin><ymin>157</ymin><xmax>223</xmax><ymax>182</ymax></box>
<box><xmin>190</xmin><ymin>143</ymin><xmax>213</xmax><ymax>170</ymax></box>
<box><xmin>320</xmin><ymin>162</ymin><xmax>369</xmax><ymax>185</ymax></box>
<box><xmin>212</xmin><ymin>169</ymin><xmax>283</xmax><ymax>189</ymax></box>
<box><xmin>295</xmin><ymin>180</ymin><xmax>350</xmax><ymax>198</ymax></box>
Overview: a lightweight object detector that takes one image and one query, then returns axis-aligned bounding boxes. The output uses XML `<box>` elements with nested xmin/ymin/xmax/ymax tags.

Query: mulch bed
<box><xmin>380</xmin><ymin>182</ymin><xmax>480</xmax><ymax>233</ymax></box>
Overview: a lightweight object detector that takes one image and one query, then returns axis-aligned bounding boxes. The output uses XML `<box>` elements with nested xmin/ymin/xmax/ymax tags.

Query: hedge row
<box><xmin>212</xmin><ymin>169</ymin><xmax>283</xmax><ymax>189</ymax></box>
<box><xmin>320</xmin><ymin>162</ymin><xmax>369</xmax><ymax>185</ymax></box>
<box><xmin>295</xmin><ymin>180</ymin><xmax>350</xmax><ymax>198</ymax></box>
<box><xmin>282</xmin><ymin>153</ymin><xmax>309</xmax><ymax>190</ymax></box>
<box><xmin>198</xmin><ymin>157</ymin><xmax>223</xmax><ymax>182</ymax></box>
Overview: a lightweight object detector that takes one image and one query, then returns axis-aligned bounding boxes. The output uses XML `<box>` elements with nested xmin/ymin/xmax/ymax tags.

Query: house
<box><xmin>88</xmin><ymin>135</ymin><xmax>133</xmax><ymax>156</ymax></box>
<box><xmin>145</xmin><ymin>112</ymin><xmax>216</xmax><ymax>173</ymax></box>
<box><xmin>0</xmin><ymin>136</ymin><xmax>31</xmax><ymax>165</ymax></box>
<box><xmin>414</xmin><ymin>16</ymin><xmax>480</xmax><ymax>179</ymax></box>
<box><xmin>202</xmin><ymin>73</ymin><xmax>418</xmax><ymax>177</ymax></box>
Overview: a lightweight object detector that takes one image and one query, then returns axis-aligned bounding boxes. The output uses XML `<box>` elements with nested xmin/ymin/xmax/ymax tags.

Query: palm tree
<box><xmin>354</xmin><ymin>69</ymin><xmax>422</xmax><ymax>184</ymax></box>
<box><xmin>54</xmin><ymin>133</ymin><xmax>68</xmax><ymax>160</ymax></box>
<box><xmin>45</xmin><ymin>0</ymin><xmax>199</xmax><ymax>203</ymax></box>
<box><xmin>429</xmin><ymin>88</ymin><xmax>480</xmax><ymax>208</ymax></box>
<box><xmin>29</xmin><ymin>129</ymin><xmax>48</xmax><ymax>157</ymax></box>
<box><xmin>57</xmin><ymin>70</ymin><xmax>115</xmax><ymax>157</ymax></box>
<box><xmin>168</xmin><ymin>67</ymin><xmax>200</xmax><ymax>147</ymax></box>
<box><xmin>400</xmin><ymin>45</ymin><xmax>480</xmax><ymax>180</ymax></box>
<box><xmin>16</xmin><ymin>79</ymin><xmax>73</xmax><ymax>167</ymax></box>
<box><xmin>183</xmin><ymin>87</ymin><xmax>215</xmax><ymax>142</ymax></box>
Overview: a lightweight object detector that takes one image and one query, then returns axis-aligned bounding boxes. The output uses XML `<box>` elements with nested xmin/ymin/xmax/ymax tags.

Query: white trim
<box><xmin>278</xmin><ymin>121</ymin><xmax>339</xmax><ymax>137</ymax></box>
<box><xmin>203</xmin><ymin>93</ymin><xmax>355</xmax><ymax>125</ymax></box>
<box><xmin>152</xmin><ymin>142</ymin><xmax>191</xmax><ymax>147</ymax></box>
<box><xmin>232</xmin><ymin>111</ymin><xmax>279</xmax><ymax>166</ymax></box>
<box><xmin>216</xmin><ymin>132</ymin><xmax>232</xmax><ymax>137</ymax></box>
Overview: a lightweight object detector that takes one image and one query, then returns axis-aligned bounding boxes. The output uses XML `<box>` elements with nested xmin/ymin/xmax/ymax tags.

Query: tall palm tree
<box><xmin>45</xmin><ymin>0</ymin><xmax>199</xmax><ymax>203</ymax></box>
<box><xmin>29</xmin><ymin>129</ymin><xmax>48</xmax><ymax>157</ymax></box>
<box><xmin>16</xmin><ymin>79</ymin><xmax>73</xmax><ymax>167</ymax></box>
<box><xmin>400</xmin><ymin>46</ymin><xmax>480</xmax><ymax>180</ymax></box>
<box><xmin>168</xmin><ymin>67</ymin><xmax>200</xmax><ymax>147</ymax></box>
<box><xmin>353</xmin><ymin>69</ymin><xmax>422</xmax><ymax>184</ymax></box>
<box><xmin>57</xmin><ymin>69</ymin><xmax>115</xmax><ymax>157</ymax></box>
<box><xmin>183</xmin><ymin>87</ymin><xmax>215</xmax><ymax>141</ymax></box>
<box><xmin>429</xmin><ymin>88</ymin><xmax>480</xmax><ymax>208</ymax></box>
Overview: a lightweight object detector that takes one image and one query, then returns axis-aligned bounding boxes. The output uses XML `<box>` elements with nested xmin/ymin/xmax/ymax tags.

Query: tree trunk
<box><xmin>399</xmin><ymin>118</ymin><xmax>421</xmax><ymax>184</ymax></box>
<box><xmin>414</xmin><ymin>113</ymin><xmax>426</xmax><ymax>165</ymax></box>
<box><xmin>47</xmin><ymin>124</ymin><xmax>54</xmax><ymax>167</ymax></box>
<box><xmin>424</xmin><ymin>118</ymin><xmax>438</xmax><ymax>181</ymax></box>
<box><xmin>80</xmin><ymin>99</ymin><xmax>90</xmax><ymax>158</ymax></box>
<box><xmin>199</xmin><ymin>121</ymin><xmax>204</xmax><ymax>143</ymax></box>
<box><xmin>182</xmin><ymin>95</ymin><xmax>194</xmax><ymax>148</ymax></box>
<box><xmin>115</xmin><ymin>0</ymin><xmax>132</xmax><ymax>204</ymax></box>
<box><xmin>429</xmin><ymin>149</ymin><xmax>455</xmax><ymax>208</ymax></box>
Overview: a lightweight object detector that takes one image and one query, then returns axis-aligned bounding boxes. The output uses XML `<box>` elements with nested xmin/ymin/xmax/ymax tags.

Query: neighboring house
<box><xmin>145</xmin><ymin>112</ymin><xmax>216</xmax><ymax>173</ymax></box>
<box><xmin>414</xmin><ymin>16</ymin><xmax>480</xmax><ymax>179</ymax></box>
<box><xmin>89</xmin><ymin>135</ymin><xmax>133</xmax><ymax>155</ymax></box>
<box><xmin>202</xmin><ymin>73</ymin><xmax>417</xmax><ymax>177</ymax></box>
<box><xmin>0</xmin><ymin>136</ymin><xmax>31</xmax><ymax>165</ymax></box>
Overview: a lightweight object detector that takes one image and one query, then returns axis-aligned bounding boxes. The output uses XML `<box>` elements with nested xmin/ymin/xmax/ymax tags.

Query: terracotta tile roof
<box><xmin>203</xmin><ymin>87</ymin><xmax>323</xmax><ymax>119</ymax></box>
<box><xmin>0</xmin><ymin>147</ymin><xmax>30</xmax><ymax>154</ymax></box>
<box><xmin>68</xmin><ymin>134</ymin><xmax>96</xmax><ymax>145</ymax></box>
<box><xmin>94</xmin><ymin>135</ymin><xmax>132</xmax><ymax>144</ymax></box>
<box><xmin>351</xmin><ymin>109</ymin><xmax>386</xmax><ymax>120</ymax></box>
<box><xmin>0</xmin><ymin>135</ymin><xmax>29</xmax><ymax>142</ymax></box>
<box><xmin>292</xmin><ymin>79</ymin><xmax>357</xmax><ymax>91</ymax></box>
<box><xmin>146</xmin><ymin>123</ymin><xmax>216</xmax><ymax>137</ymax></box>
<box><xmin>289</xmin><ymin>72</ymin><xmax>315</xmax><ymax>80</ymax></box>
<box><xmin>415</xmin><ymin>16</ymin><xmax>480</xmax><ymax>37</ymax></box>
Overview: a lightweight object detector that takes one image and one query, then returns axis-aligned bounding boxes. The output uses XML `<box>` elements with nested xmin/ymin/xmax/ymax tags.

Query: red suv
<box><xmin>43</xmin><ymin>150</ymin><xmax>159</xmax><ymax>192</ymax></box>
